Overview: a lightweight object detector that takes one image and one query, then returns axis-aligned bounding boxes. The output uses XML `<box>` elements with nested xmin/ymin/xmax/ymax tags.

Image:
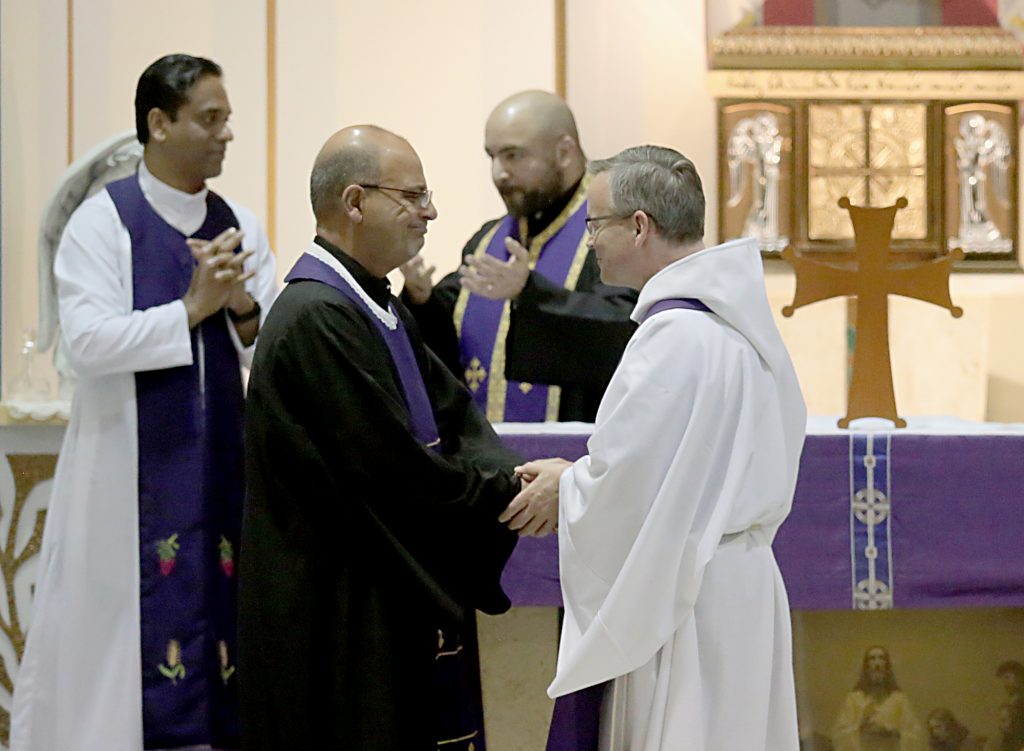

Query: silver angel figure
<box><xmin>951</xmin><ymin>113</ymin><xmax>1011</xmax><ymax>254</ymax></box>
<box><xmin>726</xmin><ymin>112</ymin><xmax>788</xmax><ymax>252</ymax></box>
<box><xmin>37</xmin><ymin>131</ymin><xmax>143</xmax><ymax>401</ymax></box>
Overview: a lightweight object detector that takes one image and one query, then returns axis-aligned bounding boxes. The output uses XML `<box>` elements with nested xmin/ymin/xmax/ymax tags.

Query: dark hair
<box><xmin>996</xmin><ymin>660</ymin><xmax>1024</xmax><ymax>681</ymax></box>
<box><xmin>135</xmin><ymin>54</ymin><xmax>222</xmax><ymax>144</ymax></box>
<box><xmin>309</xmin><ymin>146</ymin><xmax>382</xmax><ymax>222</ymax></box>
<box><xmin>854</xmin><ymin>645</ymin><xmax>900</xmax><ymax>694</ymax></box>
<box><xmin>926</xmin><ymin>708</ymin><xmax>970</xmax><ymax>750</ymax></box>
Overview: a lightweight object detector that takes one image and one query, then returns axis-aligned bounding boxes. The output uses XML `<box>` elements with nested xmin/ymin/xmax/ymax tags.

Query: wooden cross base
<box><xmin>781</xmin><ymin>197</ymin><xmax>963</xmax><ymax>429</ymax></box>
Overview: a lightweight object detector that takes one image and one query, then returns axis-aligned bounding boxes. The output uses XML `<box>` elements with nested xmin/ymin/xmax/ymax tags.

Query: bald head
<box><xmin>310</xmin><ymin>124</ymin><xmax>435</xmax><ymax>277</ymax></box>
<box><xmin>484</xmin><ymin>91</ymin><xmax>585</xmax><ymax>217</ymax></box>
<box><xmin>311</xmin><ymin>125</ymin><xmax>415</xmax><ymax>222</ymax></box>
<box><xmin>486</xmin><ymin>90</ymin><xmax>580</xmax><ymax>144</ymax></box>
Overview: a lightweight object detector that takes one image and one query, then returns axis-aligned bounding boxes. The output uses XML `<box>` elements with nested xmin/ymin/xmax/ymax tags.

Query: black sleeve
<box><xmin>505</xmin><ymin>249</ymin><xmax>638</xmax><ymax>388</ymax></box>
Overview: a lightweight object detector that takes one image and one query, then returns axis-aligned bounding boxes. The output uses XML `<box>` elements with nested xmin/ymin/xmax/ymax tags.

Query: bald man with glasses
<box><xmin>239</xmin><ymin>125</ymin><xmax>524</xmax><ymax>751</ymax></box>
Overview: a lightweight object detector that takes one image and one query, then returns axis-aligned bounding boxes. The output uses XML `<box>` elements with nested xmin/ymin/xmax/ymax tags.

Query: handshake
<box><xmin>498</xmin><ymin>457</ymin><xmax>572</xmax><ymax>538</ymax></box>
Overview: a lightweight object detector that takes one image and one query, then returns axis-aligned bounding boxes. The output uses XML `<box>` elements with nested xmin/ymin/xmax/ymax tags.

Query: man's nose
<box><xmin>492</xmin><ymin>159</ymin><xmax>509</xmax><ymax>184</ymax></box>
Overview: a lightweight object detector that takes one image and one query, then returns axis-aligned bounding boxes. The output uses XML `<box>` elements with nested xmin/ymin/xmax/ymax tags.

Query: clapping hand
<box><xmin>400</xmin><ymin>256</ymin><xmax>437</xmax><ymax>304</ymax></box>
<box><xmin>459</xmin><ymin>237</ymin><xmax>530</xmax><ymax>300</ymax></box>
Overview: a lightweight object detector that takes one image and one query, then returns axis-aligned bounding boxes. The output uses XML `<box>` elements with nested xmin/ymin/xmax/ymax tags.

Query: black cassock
<box><xmin>239</xmin><ymin>239</ymin><xmax>520</xmax><ymax>751</ymax></box>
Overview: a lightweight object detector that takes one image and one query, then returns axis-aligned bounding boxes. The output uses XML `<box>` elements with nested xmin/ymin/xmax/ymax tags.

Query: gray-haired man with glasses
<box><xmin>503</xmin><ymin>145</ymin><xmax>806</xmax><ymax>750</ymax></box>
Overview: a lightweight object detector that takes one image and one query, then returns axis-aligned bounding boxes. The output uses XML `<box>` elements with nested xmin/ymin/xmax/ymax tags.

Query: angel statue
<box><xmin>726</xmin><ymin>111</ymin><xmax>788</xmax><ymax>252</ymax></box>
<box><xmin>37</xmin><ymin>131</ymin><xmax>144</xmax><ymax>401</ymax></box>
<box><xmin>951</xmin><ymin>113</ymin><xmax>1012</xmax><ymax>254</ymax></box>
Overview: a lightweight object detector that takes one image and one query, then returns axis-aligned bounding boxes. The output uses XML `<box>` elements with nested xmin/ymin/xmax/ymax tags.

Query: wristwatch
<box><xmin>228</xmin><ymin>296</ymin><xmax>261</xmax><ymax>324</ymax></box>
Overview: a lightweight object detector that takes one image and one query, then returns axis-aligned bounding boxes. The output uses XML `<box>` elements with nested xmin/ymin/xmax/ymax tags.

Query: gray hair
<box><xmin>309</xmin><ymin>146</ymin><xmax>381</xmax><ymax>222</ymax></box>
<box><xmin>589</xmin><ymin>145</ymin><xmax>704</xmax><ymax>245</ymax></box>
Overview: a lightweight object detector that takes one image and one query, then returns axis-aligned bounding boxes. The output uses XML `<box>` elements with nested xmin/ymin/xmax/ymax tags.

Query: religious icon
<box><xmin>950</xmin><ymin>113</ymin><xmax>1012</xmax><ymax>254</ymax></box>
<box><xmin>791</xmin><ymin>611</ymin><xmax>1024</xmax><ymax>751</ymax></box>
<box><xmin>726</xmin><ymin>111</ymin><xmax>789</xmax><ymax>252</ymax></box>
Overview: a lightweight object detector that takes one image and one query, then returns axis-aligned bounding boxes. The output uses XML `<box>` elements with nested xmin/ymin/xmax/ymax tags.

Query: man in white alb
<box><xmin>501</xmin><ymin>145</ymin><xmax>807</xmax><ymax>750</ymax></box>
<box><xmin>12</xmin><ymin>54</ymin><xmax>277</xmax><ymax>751</ymax></box>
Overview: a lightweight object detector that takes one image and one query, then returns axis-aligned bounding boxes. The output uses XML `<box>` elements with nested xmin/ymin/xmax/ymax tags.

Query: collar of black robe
<box><xmin>313</xmin><ymin>235</ymin><xmax>392</xmax><ymax>309</ymax></box>
<box><xmin>524</xmin><ymin>175</ymin><xmax>584</xmax><ymax>244</ymax></box>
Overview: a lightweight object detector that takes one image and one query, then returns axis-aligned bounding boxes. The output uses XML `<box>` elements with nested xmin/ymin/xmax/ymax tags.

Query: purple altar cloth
<box><xmin>499</xmin><ymin>430</ymin><xmax>1024</xmax><ymax>611</ymax></box>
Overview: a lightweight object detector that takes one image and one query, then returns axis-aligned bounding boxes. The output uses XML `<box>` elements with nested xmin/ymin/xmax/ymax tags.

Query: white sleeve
<box><xmin>56</xmin><ymin>193</ymin><xmax>194</xmax><ymax>379</ymax></box>
<box><xmin>223</xmin><ymin>200</ymin><xmax>279</xmax><ymax>368</ymax></box>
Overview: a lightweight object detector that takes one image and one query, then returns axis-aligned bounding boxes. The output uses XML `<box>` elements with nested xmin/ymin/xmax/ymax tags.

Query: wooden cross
<box><xmin>781</xmin><ymin>197</ymin><xmax>964</xmax><ymax>428</ymax></box>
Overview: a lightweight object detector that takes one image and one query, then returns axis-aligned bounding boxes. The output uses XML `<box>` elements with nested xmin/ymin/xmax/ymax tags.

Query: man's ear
<box><xmin>633</xmin><ymin>211</ymin><xmax>651</xmax><ymax>244</ymax></box>
<box><xmin>555</xmin><ymin>135</ymin><xmax>576</xmax><ymax>170</ymax></box>
<box><xmin>147</xmin><ymin>108</ymin><xmax>170</xmax><ymax>143</ymax></box>
<box><xmin>341</xmin><ymin>184</ymin><xmax>365</xmax><ymax>223</ymax></box>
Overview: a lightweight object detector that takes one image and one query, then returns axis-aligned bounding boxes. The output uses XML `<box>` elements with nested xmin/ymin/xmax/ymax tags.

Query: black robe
<box><xmin>404</xmin><ymin>190</ymin><xmax>638</xmax><ymax>422</ymax></box>
<box><xmin>239</xmin><ymin>239</ymin><xmax>520</xmax><ymax>751</ymax></box>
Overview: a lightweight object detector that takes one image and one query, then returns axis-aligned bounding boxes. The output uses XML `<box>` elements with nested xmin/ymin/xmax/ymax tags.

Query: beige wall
<box><xmin>3</xmin><ymin>0</ymin><xmax>1024</xmax><ymax>421</ymax></box>
<box><xmin>273</xmin><ymin>0</ymin><xmax>554</xmax><ymax>281</ymax></box>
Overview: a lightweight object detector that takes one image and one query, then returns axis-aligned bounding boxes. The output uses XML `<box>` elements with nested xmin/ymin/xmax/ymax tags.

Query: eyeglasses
<box><xmin>585</xmin><ymin>214</ymin><xmax>621</xmax><ymax>239</ymax></box>
<box><xmin>362</xmin><ymin>184</ymin><xmax>433</xmax><ymax>210</ymax></box>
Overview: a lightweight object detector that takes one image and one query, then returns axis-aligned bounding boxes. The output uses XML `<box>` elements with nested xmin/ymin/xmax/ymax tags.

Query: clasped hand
<box><xmin>460</xmin><ymin>237</ymin><xmax>530</xmax><ymax>300</ymax></box>
<box><xmin>182</xmin><ymin>227</ymin><xmax>256</xmax><ymax>327</ymax></box>
<box><xmin>499</xmin><ymin>457</ymin><xmax>571</xmax><ymax>537</ymax></box>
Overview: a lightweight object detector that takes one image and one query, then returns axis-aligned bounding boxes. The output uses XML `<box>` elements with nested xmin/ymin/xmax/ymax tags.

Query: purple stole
<box><xmin>643</xmin><ymin>297</ymin><xmax>712</xmax><ymax>321</ymax></box>
<box><xmin>284</xmin><ymin>251</ymin><xmax>441</xmax><ymax>448</ymax></box>
<box><xmin>456</xmin><ymin>195</ymin><xmax>588</xmax><ymax>423</ymax></box>
<box><xmin>107</xmin><ymin>175</ymin><xmax>243</xmax><ymax>749</ymax></box>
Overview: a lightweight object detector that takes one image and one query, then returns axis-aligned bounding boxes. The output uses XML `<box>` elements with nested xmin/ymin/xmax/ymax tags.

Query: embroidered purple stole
<box><xmin>107</xmin><ymin>175</ymin><xmax>243</xmax><ymax>749</ymax></box>
<box><xmin>458</xmin><ymin>200</ymin><xmax>588</xmax><ymax>422</ymax></box>
<box><xmin>284</xmin><ymin>252</ymin><xmax>441</xmax><ymax>447</ymax></box>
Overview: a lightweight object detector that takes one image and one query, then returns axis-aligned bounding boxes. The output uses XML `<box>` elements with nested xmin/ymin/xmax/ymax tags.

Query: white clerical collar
<box><xmin>305</xmin><ymin>242</ymin><xmax>398</xmax><ymax>330</ymax></box>
<box><xmin>138</xmin><ymin>158</ymin><xmax>210</xmax><ymax>237</ymax></box>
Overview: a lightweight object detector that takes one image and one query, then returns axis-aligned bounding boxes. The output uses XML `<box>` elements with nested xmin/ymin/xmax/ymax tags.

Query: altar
<box><xmin>0</xmin><ymin>419</ymin><xmax>1021</xmax><ymax>748</ymax></box>
<box><xmin>491</xmin><ymin>418</ymin><xmax>1024</xmax><ymax>749</ymax></box>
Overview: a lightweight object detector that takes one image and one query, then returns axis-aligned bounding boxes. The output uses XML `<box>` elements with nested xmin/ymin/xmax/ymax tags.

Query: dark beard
<box><xmin>500</xmin><ymin>171</ymin><xmax>564</xmax><ymax>218</ymax></box>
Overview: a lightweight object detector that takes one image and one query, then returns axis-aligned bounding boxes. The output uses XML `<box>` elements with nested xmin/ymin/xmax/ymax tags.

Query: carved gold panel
<box><xmin>808</xmin><ymin>103</ymin><xmax>927</xmax><ymax>241</ymax></box>
<box><xmin>719</xmin><ymin>102</ymin><xmax>793</xmax><ymax>251</ymax></box>
<box><xmin>711</xmin><ymin>24</ymin><xmax>1022</xmax><ymax>269</ymax></box>
<box><xmin>944</xmin><ymin>103</ymin><xmax>1017</xmax><ymax>260</ymax></box>
<box><xmin>0</xmin><ymin>451</ymin><xmax>55</xmax><ymax>747</ymax></box>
